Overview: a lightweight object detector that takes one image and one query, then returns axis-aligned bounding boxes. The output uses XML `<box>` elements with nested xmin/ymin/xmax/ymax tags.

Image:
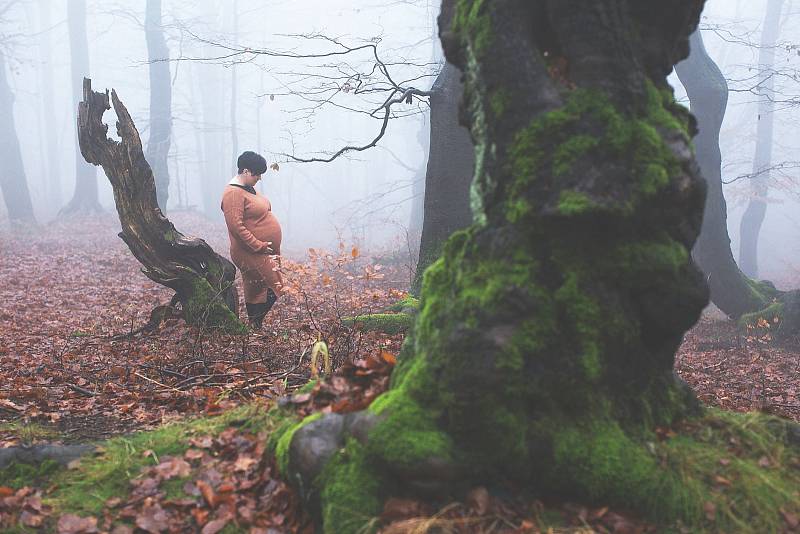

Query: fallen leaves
<box><xmin>56</xmin><ymin>513</ymin><xmax>98</xmax><ymax>534</ymax></box>
<box><xmin>0</xmin><ymin>487</ymin><xmax>53</xmax><ymax>531</ymax></box>
<box><xmin>676</xmin><ymin>313</ymin><xmax>800</xmax><ymax>422</ymax></box>
<box><xmin>0</xmin><ymin>214</ymin><xmax>408</xmax><ymax>445</ymax></box>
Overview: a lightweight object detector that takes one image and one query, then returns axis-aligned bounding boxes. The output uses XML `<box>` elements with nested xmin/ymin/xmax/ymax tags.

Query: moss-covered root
<box><xmin>275</xmin><ymin>401</ymin><xmax>800</xmax><ymax>533</ymax></box>
<box><xmin>181</xmin><ymin>277</ymin><xmax>247</xmax><ymax>334</ymax></box>
<box><xmin>542</xmin><ymin>410</ymin><xmax>800</xmax><ymax>532</ymax></box>
<box><xmin>738</xmin><ymin>288</ymin><xmax>800</xmax><ymax>341</ymax></box>
<box><xmin>384</xmin><ymin>296</ymin><xmax>420</xmax><ymax>314</ymax></box>
<box><xmin>342</xmin><ymin>313</ymin><xmax>414</xmax><ymax>335</ymax></box>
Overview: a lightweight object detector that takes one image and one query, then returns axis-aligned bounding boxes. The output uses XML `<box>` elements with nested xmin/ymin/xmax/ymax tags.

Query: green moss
<box><xmin>615</xmin><ymin>237</ymin><xmax>689</xmax><ymax>282</ymax></box>
<box><xmin>506</xmin><ymin>85</ymin><xmax>684</xmax><ymax>222</ymax></box>
<box><xmin>296</xmin><ymin>379</ymin><xmax>319</xmax><ymax>394</ymax></box>
<box><xmin>553</xmin><ymin>135</ymin><xmax>599</xmax><ymax>176</ymax></box>
<box><xmin>490</xmin><ymin>88</ymin><xmax>512</xmax><ymax>118</ymax></box>
<box><xmin>342</xmin><ymin>313</ymin><xmax>414</xmax><ymax>335</ymax></box>
<box><xmin>0</xmin><ymin>421</ymin><xmax>60</xmax><ymax>445</ymax></box>
<box><xmin>554</xmin><ymin>271</ymin><xmax>602</xmax><ymax>381</ymax></box>
<box><xmin>643</xmin><ymin>80</ymin><xmax>689</xmax><ymax>136</ymax></box>
<box><xmin>539</xmin><ymin>409</ymin><xmax>800</xmax><ymax>531</ymax></box>
<box><xmin>274</xmin><ymin>413</ymin><xmax>323</xmax><ymax>476</ymax></box>
<box><xmin>317</xmin><ymin>439</ymin><xmax>383</xmax><ymax>534</ymax></box>
<box><xmin>557</xmin><ymin>190</ymin><xmax>595</xmax><ymax>216</ymax></box>
<box><xmin>160</xmin><ymin>476</ymin><xmax>194</xmax><ymax>501</ymax></box>
<box><xmin>453</xmin><ymin>0</ymin><xmax>492</xmax><ymax>57</ymax></box>
<box><xmin>163</xmin><ymin>230</ymin><xmax>177</xmax><ymax>243</ymax></box>
<box><xmin>183</xmin><ymin>277</ymin><xmax>246</xmax><ymax>333</ymax></box>
<box><xmin>366</xmin><ymin>389</ymin><xmax>453</xmax><ymax>471</ymax></box>
<box><xmin>44</xmin><ymin>405</ymin><xmax>272</xmax><ymax>516</ymax></box>
<box><xmin>550</xmin><ymin>420</ymin><xmax>674</xmax><ymax>505</ymax></box>
<box><xmin>0</xmin><ymin>459</ymin><xmax>62</xmax><ymax>490</ymax></box>
<box><xmin>384</xmin><ymin>295</ymin><xmax>420</xmax><ymax>313</ymax></box>
<box><xmin>745</xmin><ymin>277</ymin><xmax>779</xmax><ymax>303</ymax></box>
<box><xmin>738</xmin><ymin>301</ymin><xmax>784</xmax><ymax>329</ymax></box>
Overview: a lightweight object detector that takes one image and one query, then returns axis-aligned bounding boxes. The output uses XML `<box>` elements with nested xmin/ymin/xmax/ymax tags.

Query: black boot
<box><xmin>245</xmin><ymin>302</ymin><xmax>268</xmax><ymax>329</ymax></box>
<box><xmin>264</xmin><ymin>288</ymin><xmax>278</xmax><ymax>314</ymax></box>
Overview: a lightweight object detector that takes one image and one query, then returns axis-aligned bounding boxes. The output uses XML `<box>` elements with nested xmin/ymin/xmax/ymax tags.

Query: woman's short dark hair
<box><xmin>237</xmin><ymin>151</ymin><xmax>268</xmax><ymax>175</ymax></box>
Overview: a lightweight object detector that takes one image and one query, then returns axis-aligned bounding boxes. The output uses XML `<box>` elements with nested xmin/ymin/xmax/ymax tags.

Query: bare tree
<box><xmin>145</xmin><ymin>0</ymin><xmax>172</xmax><ymax>212</ymax></box>
<box><xmin>61</xmin><ymin>0</ymin><xmax>101</xmax><ymax>215</ymax></box>
<box><xmin>676</xmin><ymin>30</ymin><xmax>771</xmax><ymax>317</ymax></box>
<box><xmin>0</xmin><ymin>44</ymin><xmax>36</xmax><ymax>225</ymax></box>
<box><xmin>737</xmin><ymin>0</ymin><xmax>786</xmax><ymax>278</ymax></box>
<box><xmin>34</xmin><ymin>0</ymin><xmax>61</xmax><ymax>208</ymax></box>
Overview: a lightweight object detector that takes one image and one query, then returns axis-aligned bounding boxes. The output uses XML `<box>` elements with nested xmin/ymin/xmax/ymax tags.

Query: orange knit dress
<box><xmin>221</xmin><ymin>184</ymin><xmax>284</xmax><ymax>304</ymax></box>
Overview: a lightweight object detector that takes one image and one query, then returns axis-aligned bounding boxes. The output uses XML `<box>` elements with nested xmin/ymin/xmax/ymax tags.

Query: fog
<box><xmin>2</xmin><ymin>0</ymin><xmax>800</xmax><ymax>280</ymax></box>
<box><xmin>671</xmin><ymin>0</ymin><xmax>800</xmax><ymax>286</ymax></box>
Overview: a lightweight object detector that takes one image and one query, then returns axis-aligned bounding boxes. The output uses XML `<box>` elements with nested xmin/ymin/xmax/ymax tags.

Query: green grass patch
<box><xmin>0</xmin><ymin>421</ymin><xmax>61</xmax><ymax>445</ymax></box>
<box><xmin>0</xmin><ymin>404</ymin><xmax>279</xmax><ymax>517</ymax></box>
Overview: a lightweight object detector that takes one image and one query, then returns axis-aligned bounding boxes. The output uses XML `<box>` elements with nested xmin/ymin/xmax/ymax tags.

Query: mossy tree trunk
<box><xmin>276</xmin><ymin>1</ymin><xmax>799</xmax><ymax>532</ymax></box>
<box><xmin>78</xmin><ymin>78</ymin><xmax>244</xmax><ymax>332</ymax></box>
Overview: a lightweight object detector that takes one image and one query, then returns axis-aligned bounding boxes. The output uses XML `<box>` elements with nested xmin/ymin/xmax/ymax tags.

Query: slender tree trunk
<box><xmin>0</xmin><ymin>49</ymin><xmax>36</xmax><ymax>224</ymax></box>
<box><xmin>36</xmin><ymin>0</ymin><xmax>61</xmax><ymax>208</ymax></box>
<box><xmin>738</xmin><ymin>0</ymin><xmax>785</xmax><ymax>278</ymax></box>
<box><xmin>145</xmin><ymin>0</ymin><xmax>172</xmax><ymax>212</ymax></box>
<box><xmin>412</xmin><ymin>61</ymin><xmax>474</xmax><ymax>294</ymax></box>
<box><xmin>675</xmin><ymin>31</ymin><xmax>771</xmax><ymax>317</ymax></box>
<box><xmin>62</xmin><ymin>0</ymin><xmax>101</xmax><ymax>215</ymax></box>
<box><xmin>229</xmin><ymin>0</ymin><xmax>238</xmax><ymax>168</ymax></box>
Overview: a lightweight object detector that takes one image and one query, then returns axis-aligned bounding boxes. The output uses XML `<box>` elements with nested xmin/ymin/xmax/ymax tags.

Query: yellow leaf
<box><xmin>351</xmin><ymin>247</ymin><xmax>359</xmax><ymax>259</ymax></box>
<box><xmin>310</xmin><ymin>341</ymin><xmax>331</xmax><ymax>379</ymax></box>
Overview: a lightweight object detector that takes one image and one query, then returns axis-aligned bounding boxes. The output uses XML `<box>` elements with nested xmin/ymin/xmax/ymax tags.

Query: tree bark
<box><xmin>77</xmin><ymin>78</ymin><xmax>243</xmax><ymax>332</ymax></box>
<box><xmin>412</xmin><ymin>61</ymin><xmax>474</xmax><ymax>294</ymax></box>
<box><xmin>62</xmin><ymin>0</ymin><xmax>101</xmax><ymax>215</ymax></box>
<box><xmin>738</xmin><ymin>0</ymin><xmax>785</xmax><ymax>278</ymax></box>
<box><xmin>675</xmin><ymin>31</ymin><xmax>772</xmax><ymax>318</ymax></box>
<box><xmin>0</xmin><ymin>48</ymin><xmax>36</xmax><ymax>224</ymax></box>
<box><xmin>406</xmin><ymin>116</ymin><xmax>428</xmax><ymax>241</ymax></box>
<box><xmin>145</xmin><ymin>0</ymin><xmax>172</xmax><ymax>212</ymax></box>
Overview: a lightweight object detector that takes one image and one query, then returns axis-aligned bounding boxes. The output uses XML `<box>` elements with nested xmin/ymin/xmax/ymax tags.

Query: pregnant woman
<box><xmin>221</xmin><ymin>151</ymin><xmax>283</xmax><ymax>329</ymax></box>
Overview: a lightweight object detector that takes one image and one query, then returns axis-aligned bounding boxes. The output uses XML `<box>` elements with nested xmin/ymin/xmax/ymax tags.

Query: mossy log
<box><xmin>77</xmin><ymin>78</ymin><xmax>244</xmax><ymax>332</ymax></box>
<box><xmin>272</xmin><ymin>2</ymin><xmax>800</xmax><ymax>532</ymax></box>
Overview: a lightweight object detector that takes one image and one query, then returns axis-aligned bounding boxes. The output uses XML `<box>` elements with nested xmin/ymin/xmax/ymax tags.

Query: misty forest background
<box><xmin>0</xmin><ymin>0</ymin><xmax>796</xmax><ymax>274</ymax></box>
<box><xmin>1</xmin><ymin>0</ymin><xmax>800</xmax><ymax>533</ymax></box>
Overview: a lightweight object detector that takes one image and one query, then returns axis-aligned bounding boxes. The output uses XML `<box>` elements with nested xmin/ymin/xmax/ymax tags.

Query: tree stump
<box><xmin>77</xmin><ymin>78</ymin><xmax>244</xmax><ymax>332</ymax></box>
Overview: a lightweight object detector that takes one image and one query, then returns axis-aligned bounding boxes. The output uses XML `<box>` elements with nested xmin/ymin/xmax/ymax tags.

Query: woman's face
<box><xmin>240</xmin><ymin>169</ymin><xmax>262</xmax><ymax>187</ymax></box>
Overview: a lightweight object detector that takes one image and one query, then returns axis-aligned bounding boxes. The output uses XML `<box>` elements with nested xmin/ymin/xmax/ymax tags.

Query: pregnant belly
<box><xmin>250</xmin><ymin>215</ymin><xmax>282</xmax><ymax>249</ymax></box>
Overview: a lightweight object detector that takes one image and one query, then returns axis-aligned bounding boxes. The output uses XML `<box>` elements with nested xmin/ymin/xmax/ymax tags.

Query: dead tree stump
<box><xmin>77</xmin><ymin>78</ymin><xmax>244</xmax><ymax>333</ymax></box>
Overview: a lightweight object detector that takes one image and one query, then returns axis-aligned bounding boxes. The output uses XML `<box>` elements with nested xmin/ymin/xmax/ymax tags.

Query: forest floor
<box><xmin>0</xmin><ymin>214</ymin><xmax>798</xmax><ymax>533</ymax></box>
